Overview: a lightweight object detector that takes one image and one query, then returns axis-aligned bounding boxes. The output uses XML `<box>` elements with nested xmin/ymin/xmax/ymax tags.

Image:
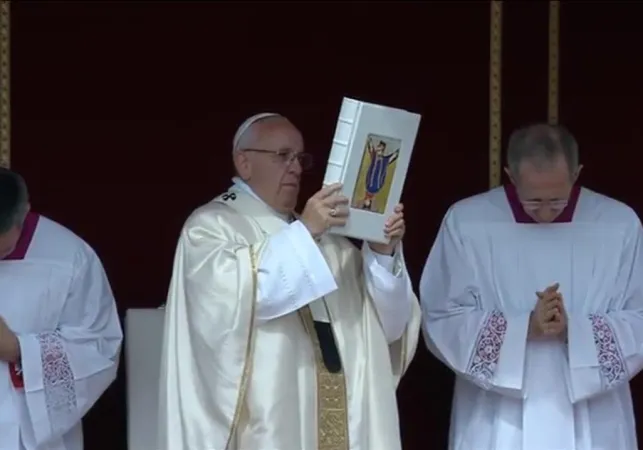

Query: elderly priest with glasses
<box><xmin>158</xmin><ymin>113</ymin><xmax>421</xmax><ymax>450</ymax></box>
<box><xmin>420</xmin><ymin>123</ymin><xmax>643</xmax><ymax>450</ymax></box>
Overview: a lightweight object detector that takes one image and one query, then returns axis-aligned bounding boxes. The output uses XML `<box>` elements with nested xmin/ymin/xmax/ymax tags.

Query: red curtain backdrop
<box><xmin>7</xmin><ymin>2</ymin><xmax>643</xmax><ymax>448</ymax></box>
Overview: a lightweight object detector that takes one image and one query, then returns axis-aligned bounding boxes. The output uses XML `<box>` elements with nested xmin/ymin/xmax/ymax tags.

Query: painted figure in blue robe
<box><xmin>362</xmin><ymin>138</ymin><xmax>399</xmax><ymax>211</ymax></box>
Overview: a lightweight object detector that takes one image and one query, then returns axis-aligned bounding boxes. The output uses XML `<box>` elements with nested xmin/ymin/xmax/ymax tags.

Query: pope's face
<box><xmin>236</xmin><ymin>119</ymin><xmax>306</xmax><ymax>215</ymax></box>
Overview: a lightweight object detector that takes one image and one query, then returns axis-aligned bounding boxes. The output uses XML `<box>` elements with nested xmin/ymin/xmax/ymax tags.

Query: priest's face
<box><xmin>0</xmin><ymin>225</ymin><xmax>20</xmax><ymax>259</ymax></box>
<box><xmin>237</xmin><ymin>119</ymin><xmax>306</xmax><ymax>214</ymax></box>
<box><xmin>512</xmin><ymin>155</ymin><xmax>579</xmax><ymax>223</ymax></box>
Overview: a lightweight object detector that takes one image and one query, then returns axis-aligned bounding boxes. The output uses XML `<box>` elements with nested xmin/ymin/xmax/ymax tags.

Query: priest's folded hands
<box><xmin>0</xmin><ymin>315</ymin><xmax>20</xmax><ymax>362</ymax></box>
<box><xmin>529</xmin><ymin>282</ymin><xmax>568</xmax><ymax>340</ymax></box>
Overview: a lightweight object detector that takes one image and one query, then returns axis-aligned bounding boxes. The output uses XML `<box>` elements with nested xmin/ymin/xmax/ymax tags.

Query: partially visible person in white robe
<box><xmin>0</xmin><ymin>168</ymin><xmax>123</xmax><ymax>450</ymax></box>
<box><xmin>159</xmin><ymin>113</ymin><xmax>422</xmax><ymax>450</ymax></box>
<box><xmin>420</xmin><ymin>124</ymin><xmax>643</xmax><ymax>450</ymax></box>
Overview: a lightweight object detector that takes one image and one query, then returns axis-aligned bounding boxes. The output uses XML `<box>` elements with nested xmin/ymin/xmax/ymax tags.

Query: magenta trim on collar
<box><xmin>3</xmin><ymin>212</ymin><xmax>40</xmax><ymax>260</ymax></box>
<box><xmin>504</xmin><ymin>184</ymin><xmax>581</xmax><ymax>224</ymax></box>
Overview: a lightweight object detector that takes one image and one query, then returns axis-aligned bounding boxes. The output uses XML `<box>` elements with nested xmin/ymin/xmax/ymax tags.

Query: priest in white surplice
<box><xmin>420</xmin><ymin>123</ymin><xmax>643</xmax><ymax>450</ymax></box>
<box><xmin>158</xmin><ymin>113</ymin><xmax>421</xmax><ymax>450</ymax></box>
<box><xmin>0</xmin><ymin>168</ymin><xmax>122</xmax><ymax>450</ymax></box>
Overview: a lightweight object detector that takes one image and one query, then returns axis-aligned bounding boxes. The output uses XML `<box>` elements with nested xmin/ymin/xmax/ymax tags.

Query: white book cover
<box><xmin>322</xmin><ymin>97</ymin><xmax>421</xmax><ymax>244</ymax></box>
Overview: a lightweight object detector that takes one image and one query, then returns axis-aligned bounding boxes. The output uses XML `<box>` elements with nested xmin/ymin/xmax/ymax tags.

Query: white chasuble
<box><xmin>420</xmin><ymin>186</ymin><xmax>643</xmax><ymax>450</ymax></box>
<box><xmin>158</xmin><ymin>185</ymin><xmax>421</xmax><ymax>450</ymax></box>
<box><xmin>0</xmin><ymin>214</ymin><xmax>122</xmax><ymax>450</ymax></box>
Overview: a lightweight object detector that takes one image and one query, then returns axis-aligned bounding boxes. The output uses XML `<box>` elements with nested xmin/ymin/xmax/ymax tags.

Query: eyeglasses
<box><xmin>520</xmin><ymin>199</ymin><xmax>569</xmax><ymax>211</ymax></box>
<box><xmin>242</xmin><ymin>148</ymin><xmax>313</xmax><ymax>170</ymax></box>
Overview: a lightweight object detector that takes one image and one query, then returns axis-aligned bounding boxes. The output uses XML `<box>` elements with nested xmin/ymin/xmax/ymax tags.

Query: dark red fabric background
<box><xmin>8</xmin><ymin>2</ymin><xmax>643</xmax><ymax>448</ymax></box>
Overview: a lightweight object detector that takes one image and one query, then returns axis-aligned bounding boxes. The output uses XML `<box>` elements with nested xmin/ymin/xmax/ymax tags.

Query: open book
<box><xmin>322</xmin><ymin>97</ymin><xmax>421</xmax><ymax>244</ymax></box>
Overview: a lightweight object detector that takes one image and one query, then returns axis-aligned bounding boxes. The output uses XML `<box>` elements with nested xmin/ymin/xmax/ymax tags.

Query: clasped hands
<box><xmin>300</xmin><ymin>183</ymin><xmax>405</xmax><ymax>255</ymax></box>
<box><xmin>0</xmin><ymin>316</ymin><xmax>20</xmax><ymax>363</ymax></box>
<box><xmin>528</xmin><ymin>282</ymin><xmax>568</xmax><ymax>341</ymax></box>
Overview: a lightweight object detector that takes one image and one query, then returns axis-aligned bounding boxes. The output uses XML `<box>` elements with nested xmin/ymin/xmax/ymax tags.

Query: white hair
<box><xmin>507</xmin><ymin>123</ymin><xmax>579</xmax><ymax>176</ymax></box>
<box><xmin>232</xmin><ymin>112</ymin><xmax>283</xmax><ymax>153</ymax></box>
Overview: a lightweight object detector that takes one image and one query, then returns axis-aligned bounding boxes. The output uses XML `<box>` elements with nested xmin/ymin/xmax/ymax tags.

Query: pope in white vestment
<box><xmin>0</xmin><ymin>169</ymin><xmax>123</xmax><ymax>450</ymax></box>
<box><xmin>420</xmin><ymin>124</ymin><xmax>643</xmax><ymax>450</ymax></box>
<box><xmin>158</xmin><ymin>113</ymin><xmax>422</xmax><ymax>450</ymax></box>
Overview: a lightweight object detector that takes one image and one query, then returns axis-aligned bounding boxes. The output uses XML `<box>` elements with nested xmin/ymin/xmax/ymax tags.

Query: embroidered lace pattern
<box><xmin>467</xmin><ymin>310</ymin><xmax>507</xmax><ymax>387</ymax></box>
<box><xmin>589</xmin><ymin>314</ymin><xmax>627</xmax><ymax>388</ymax></box>
<box><xmin>38</xmin><ymin>331</ymin><xmax>78</xmax><ymax>427</ymax></box>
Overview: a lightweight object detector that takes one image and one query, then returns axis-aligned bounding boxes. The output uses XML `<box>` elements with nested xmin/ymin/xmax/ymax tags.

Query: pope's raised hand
<box><xmin>300</xmin><ymin>183</ymin><xmax>349</xmax><ymax>238</ymax></box>
<box><xmin>369</xmin><ymin>203</ymin><xmax>405</xmax><ymax>255</ymax></box>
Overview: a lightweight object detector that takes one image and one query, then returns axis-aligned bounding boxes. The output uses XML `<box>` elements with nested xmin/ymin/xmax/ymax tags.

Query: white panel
<box><xmin>125</xmin><ymin>308</ymin><xmax>165</xmax><ymax>450</ymax></box>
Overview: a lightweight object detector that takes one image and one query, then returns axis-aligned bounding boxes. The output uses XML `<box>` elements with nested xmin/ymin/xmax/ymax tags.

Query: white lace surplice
<box><xmin>0</xmin><ymin>215</ymin><xmax>122</xmax><ymax>450</ymax></box>
<box><xmin>421</xmin><ymin>187</ymin><xmax>643</xmax><ymax>450</ymax></box>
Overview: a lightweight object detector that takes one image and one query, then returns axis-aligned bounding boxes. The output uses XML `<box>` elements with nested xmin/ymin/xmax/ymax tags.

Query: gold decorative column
<box><xmin>548</xmin><ymin>1</ymin><xmax>560</xmax><ymax>125</ymax></box>
<box><xmin>0</xmin><ymin>0</ymin><xmax>9</xmax><ymax>168</ymax></box>
<box><xmin>489</xmin><ymin>1</ymin><xmax>503</xmax><ymax>188</ymax></box>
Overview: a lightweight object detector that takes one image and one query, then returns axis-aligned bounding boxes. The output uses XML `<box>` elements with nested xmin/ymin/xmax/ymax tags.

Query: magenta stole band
<box><xmin>3</xmin><ymin>212</ymin><xmax>39</xmax><ymax>261</ymax></box>
<box><xmin>504</xmin><ymin>184</ymin><xmax>582</xmax><ymax>224</ymax></box>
